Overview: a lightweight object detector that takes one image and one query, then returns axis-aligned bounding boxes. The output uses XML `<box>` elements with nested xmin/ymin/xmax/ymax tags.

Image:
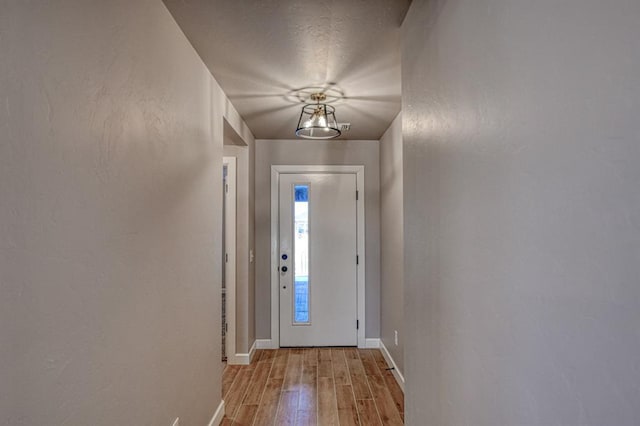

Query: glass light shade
<box><xmin>295</xmin><ymin>103</ymin><xmax>341</xmax><ymax>139</ymax></box>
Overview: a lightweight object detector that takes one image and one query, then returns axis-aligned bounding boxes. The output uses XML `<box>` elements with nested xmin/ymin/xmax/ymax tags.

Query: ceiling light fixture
<box><xmin>295</xmin><ymin>93</ymin><xmax>341</xmax><ymax>139</ymax></box>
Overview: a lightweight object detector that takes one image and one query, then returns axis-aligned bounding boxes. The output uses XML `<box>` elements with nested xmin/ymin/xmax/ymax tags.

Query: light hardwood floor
<box><xmin>221</xmin><ymin>348</ymin><xmax>404</xmax><ymax>426</ymax></box>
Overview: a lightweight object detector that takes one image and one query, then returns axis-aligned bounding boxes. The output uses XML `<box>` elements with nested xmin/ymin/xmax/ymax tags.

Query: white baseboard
<box><xmin>379</xmin><ymin>340</ymin><xmax>405</xmax><ymax>392</ymax></box>
<box><xmin>255</xmin><ymin>339</ymin><xmax>276</xmax><ymax>349</ymax></box>
<box><xmin>227</xmin><ymin>353</ymin><xmax>246</xmax><ymax>365</ymax></box>
<box><xmin>249</xmin><ymin>340</ymin><xmax>257</xmax><ymax>362</ymax></box>
<box><xmin>208</xmin><ymin>400</ymin><xmax>225</xmax><ymax>426</ymax></box>
<box><xmin>363</xmin><ymin>338</ymin><xmax>380</xmax><ymax>348</ymax></box>
<box><xmin>232</xmin><ymin>340</ymin><xmax>257</xmax><ymax>365</ymax></box>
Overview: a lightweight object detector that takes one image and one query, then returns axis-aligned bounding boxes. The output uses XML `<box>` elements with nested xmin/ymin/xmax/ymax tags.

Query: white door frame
<box><xmin>223</xmin><ymin>157</ymin><xmax>239</xmax><ymax>363</ymax></box>
<box><xmin>270</xmin><ymin>165</ymin><xmax>366</xmax><ymax>348</ymax></box>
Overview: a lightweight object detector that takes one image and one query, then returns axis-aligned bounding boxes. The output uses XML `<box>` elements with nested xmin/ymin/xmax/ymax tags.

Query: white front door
<box><xmin>279</xmin><ymin>173</ymin><xmax>358</xmax><ymax>347</ymax></box>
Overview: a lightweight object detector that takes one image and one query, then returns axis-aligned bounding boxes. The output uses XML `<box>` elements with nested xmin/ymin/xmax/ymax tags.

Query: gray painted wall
<box><xmin>403</xmin><ymin>1</ymin><xmax>640</xmax><ymax>425</ymax></box>
<box><xmin>379</xmin><ymin>113</ymin><xmax>404</xmax><ymax>374</ymax></box>
<box><xmin>255</xmin><ymin>140</ymin><xmax>381</xmax><ymax>339</ymax></box>
<box><xmin>0</xmin><ymin>1</ymin><xmax>251</xmax><ymax>423</ymax></box>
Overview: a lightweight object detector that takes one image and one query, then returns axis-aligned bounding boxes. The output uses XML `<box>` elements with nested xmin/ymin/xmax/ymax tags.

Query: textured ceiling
<box><xmin>163</xmin><ymin>0</ymin><xmax>411</xmax><ymax>140</ymax></box>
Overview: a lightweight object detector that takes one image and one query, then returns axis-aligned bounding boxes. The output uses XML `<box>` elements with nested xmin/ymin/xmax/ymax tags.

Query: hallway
<box><xmin>3</xmin><ymin>1</ymin><xmax>640</xmax><ymax>424</ymax></box>
<box><xmin>222</xmin><ymin>348</ymin><xmax>404</xmax><ymax>425</ymax></box>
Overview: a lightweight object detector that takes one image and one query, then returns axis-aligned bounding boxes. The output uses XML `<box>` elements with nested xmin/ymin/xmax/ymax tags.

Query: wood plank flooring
<box><xmin>221</xmin><ymin>348</ymin><xmax>404</xmax><ymax>426</ymax></box>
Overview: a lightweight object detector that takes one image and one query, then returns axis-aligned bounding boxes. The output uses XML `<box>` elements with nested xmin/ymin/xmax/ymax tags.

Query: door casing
<box><xmin>223</xmin><ymin>156</ymin><xmax>238</xmax><ymax>363</ymax></box>
<box><xmin>270</xmin><ymin>165</ymin><xmax>366</xmax><ymax>348</ymax></box>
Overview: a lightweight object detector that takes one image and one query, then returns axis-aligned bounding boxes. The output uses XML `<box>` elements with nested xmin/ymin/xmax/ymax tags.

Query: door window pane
<box><xmin>294</xmin><ymin>184</ymin><xmax>310</xmax><ymax>324</ymax></box>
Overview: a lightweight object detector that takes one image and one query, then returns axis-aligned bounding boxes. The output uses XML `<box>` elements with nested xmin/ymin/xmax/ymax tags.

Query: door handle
<box><xmin>281</xmin><ymin>266</ymin><xmax>288</xmax><ymax>272</ymax></box>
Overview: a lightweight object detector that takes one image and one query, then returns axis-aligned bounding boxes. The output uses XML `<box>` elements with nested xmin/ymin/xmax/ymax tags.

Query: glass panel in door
<box><xmin>293</xmin><ymin>184</ymin><xmax>310</xmax><ymax>324</ymax></box>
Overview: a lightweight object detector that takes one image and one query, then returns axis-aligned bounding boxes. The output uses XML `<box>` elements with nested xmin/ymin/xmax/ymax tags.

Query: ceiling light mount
<box><xmin>286</xmin><ymin>85</ymin><xmax>345</xmax><ymax>105</ymax></box>
<box><xmin>295</xmin><ymin>92</ymin><xmax>341</xmax><ymax>139</ymax></box>
<box><xmin>309</xmin><ymin>93</ymin><xmax>327</xmax><ymax>103</ymax></box>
